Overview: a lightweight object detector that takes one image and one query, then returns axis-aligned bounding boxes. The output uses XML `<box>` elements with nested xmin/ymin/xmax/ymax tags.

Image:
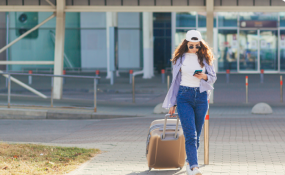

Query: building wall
<box><xmin>8</xmin><ymin>12</ymin><xmax>81</xmax><ymax>71</ymax></box>
<box><xmin>80</xmin><ymin>12</ymin><xmax>141</xmax><ymax>70</ymax></box>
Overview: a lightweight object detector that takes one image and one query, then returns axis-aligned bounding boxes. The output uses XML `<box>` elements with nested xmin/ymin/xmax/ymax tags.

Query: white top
<box><xmin>180</xmin><ymin>53</ymin><xmax>206</xmax><ymax>87</ymax></box>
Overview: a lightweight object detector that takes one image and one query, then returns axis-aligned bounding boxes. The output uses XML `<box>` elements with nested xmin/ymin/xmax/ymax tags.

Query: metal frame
<box><xmin>1</xmin><ymin>72</ymin><xmax>100</xmax><ymax>112</ymax></box>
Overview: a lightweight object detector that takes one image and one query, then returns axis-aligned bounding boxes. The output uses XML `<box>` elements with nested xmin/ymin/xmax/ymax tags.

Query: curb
<box><xmin>0</xmin><ymin>108</ymin><xmax>140</xmax><ymax>120</ymax></box>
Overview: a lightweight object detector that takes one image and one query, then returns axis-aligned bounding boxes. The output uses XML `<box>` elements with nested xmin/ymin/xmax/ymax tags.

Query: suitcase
<box><xmin>146</xmin><ymin>113</ymin><xmax>186</xmax><ymax>170</ymax></box>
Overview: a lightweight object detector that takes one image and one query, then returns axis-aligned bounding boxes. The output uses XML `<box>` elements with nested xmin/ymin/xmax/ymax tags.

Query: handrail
<box><xmin>0</xmin><ymin>72</ymin><xmax>101</xmax><ymax>112</ymax></box>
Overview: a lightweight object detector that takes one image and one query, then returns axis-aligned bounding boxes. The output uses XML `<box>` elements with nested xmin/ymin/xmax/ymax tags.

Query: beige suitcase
<box><xmin>146</xmin><ymin>114</ymin><xmax>186</xmax><ymax>171</ymax></box>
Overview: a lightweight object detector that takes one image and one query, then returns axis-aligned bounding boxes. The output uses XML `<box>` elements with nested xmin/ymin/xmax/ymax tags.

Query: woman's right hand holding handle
<box><xmin>168</xmin><ymin>106</ymin><xmax>176</xmax><ymax>118</ymax></box>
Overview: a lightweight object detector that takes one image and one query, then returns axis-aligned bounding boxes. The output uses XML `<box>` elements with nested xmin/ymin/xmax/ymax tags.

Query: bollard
<box><xmin>63</xmin><ymin>70</ymin><xmax>66</xmax><ymax>84</ymax></box>
<box><xmin>260</xmin><ymin>69</ymin><xmax>264</xmax><ymax>83</ymax></box>
<box><xmin>245</xmin><ymin>76</ymin><xmax>249</xmax><ymax>103</ymax></box>
<box><xmin>95</xmin><ymin>70</ymin><xmax>100</xmax><ymax>85</ymax></box>
<box><xmin>7</xmin><ymin>74</ymin><xmax>11</xmax><ymax>108</ymax></box>
<box><xmin>28</xmin><ymin>70</ymin><xmax>32</xmax><ymax>85</ymax></box>
<box><xmin>51</xmin><ymin>77</ymin><xmax>54</xmax><ymax>107</ymax></box>
<box><xmin>167</xmin><ymin>75</ymin><xmax>170</xmax><ymax>91</ymax></box>
<box><xmin>204</xmin><ymin>100</ymin><xmax>209</xmax><ymax>165</ymax></box>
<box><xmin>161</xmin><ymin>69</ymin><xmax>165</xmax><ymax>84</ymax></box>
<box><xmin>132</xmin><ymin>75</ymin><xmax>135</xmax><ymax>103</ymax></box>
<box><xmin>129</xmin><ymin>70</ymin><xmax>133</xmax><ymax>84</ymax></box>
<box><xmin>226</xmin><ymin>69</ymin><xmax>230</xmax><ymax>83</ymax></box>
<box><xmin>281</xmin><ymin>75</ymin><xmax>283</xmax><ymax>103</ymax></box>
<box><xmin>94</xmin><ymin>78</ymin><xmax>97</xmax><ymax>112</ymax></box>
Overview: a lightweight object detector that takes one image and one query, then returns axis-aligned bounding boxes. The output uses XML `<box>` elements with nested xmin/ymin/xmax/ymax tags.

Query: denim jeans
<box><xmin>176</xmin><ymin>85</ymin><xmax>208</xmax><ymax>169</ymax></box>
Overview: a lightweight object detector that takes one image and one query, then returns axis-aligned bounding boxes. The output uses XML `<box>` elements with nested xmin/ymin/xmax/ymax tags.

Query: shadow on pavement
<box><xmin>126</xmin><ymin>169</ymin><xmax>185</xmax><ymax>175</ymax></box>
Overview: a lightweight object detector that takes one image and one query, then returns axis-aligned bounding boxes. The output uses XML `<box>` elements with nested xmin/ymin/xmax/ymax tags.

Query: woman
<box><xmin>162</xmin><ymin>30</ymin><xmax>217</xmax><ymax>175</ymax></box>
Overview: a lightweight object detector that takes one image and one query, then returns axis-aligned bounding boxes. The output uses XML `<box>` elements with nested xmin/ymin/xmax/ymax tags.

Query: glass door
<box><xmin>259</xmin><ymin>30</ymin><xmax>278</xmax><ymax>71</ymax></box>
<box><xmin>239</xmin><ymin>30</ymin><xmax>259</xmax><ymax>72</ymax></box>
<box><xmin>281</xmin><ymin>30</ymin><xmax>285</xmax><ymax>71</ymax></box>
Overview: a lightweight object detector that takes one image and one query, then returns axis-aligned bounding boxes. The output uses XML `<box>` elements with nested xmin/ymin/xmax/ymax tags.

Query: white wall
<box><xmin>118</xmin><ymin>12</ymin><xmax>141</xmax><ymax>69</ymax></box>
<box><xmin>80</xmin><ymin>12</ymin><xmax>107</xmax><ymax>68</ymax></box>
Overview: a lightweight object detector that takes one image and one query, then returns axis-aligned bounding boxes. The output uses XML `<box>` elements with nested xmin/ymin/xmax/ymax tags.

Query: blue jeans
<box><xmin>176</xmin><ymin>86</ymin><xmax>208</xmax><ymax>169</ymax></box>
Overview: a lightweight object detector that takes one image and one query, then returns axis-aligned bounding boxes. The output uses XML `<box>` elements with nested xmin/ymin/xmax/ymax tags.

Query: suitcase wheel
<box><xmin>149</xmin><ymin>167</ymin><xmax>151</xmax><ymax>171</ymax></box>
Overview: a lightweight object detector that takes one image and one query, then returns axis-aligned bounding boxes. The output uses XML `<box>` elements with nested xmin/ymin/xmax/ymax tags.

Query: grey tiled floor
<box><xmin>65</xmin><ymin>112</ymin><xmax>285</xmax><ymax>175</ymax></box>
<box><xmin>1</xmin><ymin>106</ymin><xmax>285</xmax><ymax>175</ymax></box>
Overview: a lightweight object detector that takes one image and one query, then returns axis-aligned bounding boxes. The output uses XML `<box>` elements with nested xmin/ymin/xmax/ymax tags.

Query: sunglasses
<box><xmin>189</xmin><ymin>45</ymin><xmax>201</xmax><ymax>49</ymax></box>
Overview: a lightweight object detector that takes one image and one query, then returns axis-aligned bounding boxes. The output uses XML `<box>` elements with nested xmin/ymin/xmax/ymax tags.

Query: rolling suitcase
<box><xmin>146</xmin><ymin>113</ymin><xmax>186</xmax><ymax>170</ymax></box>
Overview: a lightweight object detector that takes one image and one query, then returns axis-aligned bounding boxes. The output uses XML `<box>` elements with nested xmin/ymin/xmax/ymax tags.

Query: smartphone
<box><xmin>193</xmin><ymin>70</ymin><xmax>202</xmax><ymax>76</ymax></box>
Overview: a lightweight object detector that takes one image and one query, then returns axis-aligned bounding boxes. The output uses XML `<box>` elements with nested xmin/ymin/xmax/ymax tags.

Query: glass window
<box><xmin>198</xmin><ymin>13</ymin><xmax>217</xmax><ymax>28</ymax></box>
<box><xmin>8</xmin><ymin>12</ymin><xmax>56</xmax><ymax>71</ymax></box>
<box><xmin>280</xmin><ymin>30</ymin><xmax>285</xmax><ymax>71</ymax></box>
<box><xmin>153</xmin><ymin>13</ymin><xmax>172</xmax><ymax>70</ymax></box>
<box><xmin>217</xmin><ymin>29</ymin><xmax>238</xmax><ymax>72</ymax></box>
<box><xmin>240</xmin><ymin>12</ymin><xmax>278</xmax><ymax>21</ymax></box>
<box><xmin>175</xmin><ymin>29</ymin><xmax>194</xmax><ymax>48</ymax></box>
<box><xmin>64</xmin><ymin>13</ymin><xmax>81</xmax><ymax>68</ymax></box>
<box><xmin>176</xmin><ymin>12</ymin><xmax>196</xmax><ymax>27</ymax></box>
<box><xmin>280</xmin><ymin>13</ymin><xmax>285</xmax><ymax>27</ymax></box>
<box><xmin>239</xmin><ymin>30</ymin><xmax>258</xmax><ymax>71</ymax></box>
<box><xmin>218</xmin><ymin>12</ymin><xmax>238</xmax><ymax>27</ymax></box>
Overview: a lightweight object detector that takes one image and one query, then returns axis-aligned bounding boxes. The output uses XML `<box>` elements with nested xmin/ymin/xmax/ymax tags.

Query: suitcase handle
<box><xmin>162</xmin><ymin>113</ymin><xmax>179</xmax><ymax>139</ymax></box>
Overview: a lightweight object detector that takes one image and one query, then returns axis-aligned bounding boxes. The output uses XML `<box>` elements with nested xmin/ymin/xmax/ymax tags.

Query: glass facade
<box><xmin>281</xmin><ymin>30</ymin><xmax>285</xmax><ymax>71</ymax></box>
<box><xmin>175</xmin><ymin>12</ymin><xmax>285</xmax><ymax>72</ymax></box>
<box><xmin>153</xmin><ymin>13</ymin><xmax>171</xmax><ymax>71</ymax></box>
<box><xmin>239</xmin><ymin>30</ymin><xmax>258</xmax><ymax>71</ymax></box>
<box><xmin>198</xmin><ymin>13</ymin><xmax>217</xmax><ymax>28</ymax></box>
<box><xmin>218</xmin><ymin>12</ymin><xmax>238</xmax><ymax>27</ymax></box>
<box><xmin>218</xmin><ymin>29</ymin><xmax>238</xmax><ymax>71</ymax></box>
<box><xmin>4</xmin><ymin>12</ymin><xmax>142</xmax><ymax>71</ymax></box>
<box><xmin>176</xmin><ymin>12</ymin><xmax>196</xmax><ymax>28</ymax></box>
<box><xmin>2</xmin><ymin>11</ymin><xmax>285</xmax><ymax>73</ymax></box>
<box><xmin>8</xmin><ymin>12</ymin><xmax>56</xmax><ymax>71</ymax></box>
<box><xmin>281</xmin><ymin>13</ymin><xmax>285</xmax><ymax>27</ymax></box>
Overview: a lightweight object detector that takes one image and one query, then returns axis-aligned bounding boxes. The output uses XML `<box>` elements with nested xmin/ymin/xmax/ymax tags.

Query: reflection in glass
<box><xmin>280</xmin><ymin>13</ymin><xmax>285</xmax><ymax>27</ymax></box>
<box><xmin>239</xmin><ymin>12</ymin><xmax>278</xmax><ymax>21</ymax></box>
<box><xmin>239</xmin><ymin>30</ymin><xmax>258</xmax><ymax>71</ymax></box>
<box><xmin>217</xmin><ymin>30</ymin><xmax>238</xmax><ymax>71</ymax></box>
<box><xmin>176</xmin><ymin>12</ymin><xmax>196</xmax><ymax>27</ymax></box>
<box><xmin>259</xmin><ymin>30</ymin><xmax>278</xmax><ymax>71</ymax></box>
<box><xmin>153</xmin><ymin>13</ymin><xmax>172</xmax><ymax>70</ymax></box>
<box><xmin>280</xmin><ymin>30</ymin><xmax>285</xmax><ymax>71</ymax></box>
<box><xmin>198</xmin><ymin>12</ymin><xmax>217</xmax><ymax>28</ymax></box>
<box><xmin>175</xmin><ymin>29</ymin><xmax>192</xmax><ymax>48</ymax></box>
<box><xmin>218</xmin><ymin>12</ymin><xmax>238</xmax><ymax>27</ymax></box>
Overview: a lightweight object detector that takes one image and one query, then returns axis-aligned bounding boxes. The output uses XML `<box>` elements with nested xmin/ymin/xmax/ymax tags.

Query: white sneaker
<box><xmin>186</xmin><ymin>164</ymin><xmax>192</xmax><ymax>175</ymax></box>
<box><xmin>186</xmin><ymin>165</ymin><xmax>202</xmax><ymax>175</ymax></box>
<box><xmin>192</xmin><ymin>168</ymin><xmax>202</xmax><ymax>175</ymax></box>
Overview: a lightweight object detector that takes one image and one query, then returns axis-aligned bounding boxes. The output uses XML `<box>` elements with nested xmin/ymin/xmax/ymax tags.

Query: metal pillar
<box><xmin>204</xmin><ymin>0</ymin><xmax>214</xmax><ymax>166</ymax></box>
<box><xmin>53</xmin><ymin>0</ymin><xmax>66</xmax><ymax>99</ymax></box>
<box><xmin>204</xmin><ymin>108</ymin><xmax>209</xmax><ymax>165</ymax></box>
<box><xmin>207</xmin><ymin>0</ymin><xmax>214</xmax><ymax>104</ymax></box>
<box><xmin>142</xmin><ymin>12</ymin><xmax>154</xmax><ymax>79</ymax></box>
<box><xmin>106</xmin><ymin>12</ymin><xmax>118</xmax><ymax>79</ymax></box>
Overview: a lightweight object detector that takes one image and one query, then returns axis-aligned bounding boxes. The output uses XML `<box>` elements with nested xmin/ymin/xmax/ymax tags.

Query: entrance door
<box><xmin>239</xmin><ymin>30</ymin><xmax>259</xmax><ymax>72</ymax></box>
<box><xmin>239</xmin><ymin>29</ymin><xmax>278</xmax><ymax>72</ymax></box>
<box><xmin>259</xmin><ymin>30</ymin><xmax>278</xmax><ymax>71</ymax></box>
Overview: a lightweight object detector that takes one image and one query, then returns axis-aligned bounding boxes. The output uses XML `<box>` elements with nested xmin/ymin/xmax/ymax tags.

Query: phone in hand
<box><xmin>193</xmin><ymin>70</ymin><xmax>202</xmax><ymax>76</ymax></box>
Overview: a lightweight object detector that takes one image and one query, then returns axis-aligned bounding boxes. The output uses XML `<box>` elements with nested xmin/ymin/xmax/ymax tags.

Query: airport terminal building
<box><xmin>0</xmin><ymin>0</ymin><xmax>285</xmax><ymax>98</ymax></box>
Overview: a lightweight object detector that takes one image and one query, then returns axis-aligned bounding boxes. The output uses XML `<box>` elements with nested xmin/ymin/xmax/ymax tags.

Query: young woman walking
<box><xmin>162</xmin><ymin>30</ymin><xmax>217</xmax><ymax>175</ymax></box>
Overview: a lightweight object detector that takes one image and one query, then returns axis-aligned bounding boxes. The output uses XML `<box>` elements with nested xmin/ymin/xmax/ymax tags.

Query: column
<box><xmin>53</xmin><ymin>0</ymin><xmax>65</xmax><ymax>99</ymax></box>
<box><xmin>206</xmin><ymin>0</ymin><xmax>214</xmax><ymax>104</ymax></box>
<box><xmin>142</xmin><ymin>12</ymin><xmax>154</xmax><ymax>79</ymax></box>
<box><xmin>106</xmin><ymin>12</ymin><xmax>118</xmax><ymax>79</ymax></box>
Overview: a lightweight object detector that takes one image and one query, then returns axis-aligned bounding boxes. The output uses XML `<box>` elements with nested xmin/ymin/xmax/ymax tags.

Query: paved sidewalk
<box><xmin>1</xmin><ymin>106</ymin><xmax>285</xmax><ymax>175</ymax></box>
<box><xmin>65</xmin><ymin>112</ymin><xmax>285</xmax><ymax>175</ymax></box>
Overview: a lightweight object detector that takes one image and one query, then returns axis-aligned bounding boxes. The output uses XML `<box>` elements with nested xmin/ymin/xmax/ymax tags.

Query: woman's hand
<box><xmin>194</xmin><ymin>73</ymin><xmax>208</xmax><ymax>81</ymax></box>
<box><xmin>168</xmin><ymin>106</ymin><xmax>176</xmax><ymax>117</ymax></box>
